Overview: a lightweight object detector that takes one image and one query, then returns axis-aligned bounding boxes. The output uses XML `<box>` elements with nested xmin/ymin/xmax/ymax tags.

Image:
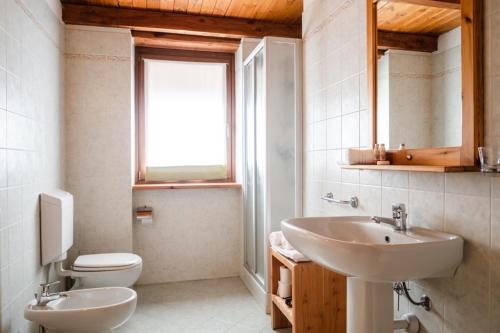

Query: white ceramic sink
<box><xmin>281</xmin><ymin>216</ymin><xmax>463</xmax><ymax>282</ymax></box>
<box><xmin>25</xmin><ymin>287</ymin><xmax>137</xmax><ymax>333</ymax></box>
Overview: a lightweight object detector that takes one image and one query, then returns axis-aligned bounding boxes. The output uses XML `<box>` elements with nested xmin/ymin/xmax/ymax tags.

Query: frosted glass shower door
<box><xmin>243</xmin><ymin>49</ymin><xmax>266</xmax><ymax>286</ymax></box>
<box><xmin>254</xmin><ymin>49</ymin><xmax>266</xmax><ymax>284</ymax></box>
<box><xmin>244</xmin><ymin>58</ymin><xmax>256</xmax><ymax>275</ymax></box>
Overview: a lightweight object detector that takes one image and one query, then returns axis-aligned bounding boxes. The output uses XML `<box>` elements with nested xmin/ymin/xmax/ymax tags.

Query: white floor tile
<box><xmin>115</xmin><ymin>277</ymin><xmax>291</xmax><ymax>333</ymax></box>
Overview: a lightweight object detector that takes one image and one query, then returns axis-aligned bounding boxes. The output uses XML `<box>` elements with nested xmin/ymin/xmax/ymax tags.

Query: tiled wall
<box><xmin>133</xmin><ymin>189</ymin><xmax>241</xmax><ymax>284</ymax></box>
<box><xmin>65</xmin><ymin>26</ymin><xmax>133</xmax><ymax>257</ymax></box>
<box><xmin>432</xmin><ymin>27</ymin><xmax>462</xmax><ymax>147</ymax></box>
<box><xmin>65</xmin><ymin>25</ymin><xmax>243</xmax><ymax>284</ymax></box>
<box><xmin>302</xmin><ymin>0</ymin><xmax>500</xmax><ymax>332</ymax></box>
<box><xmin>378</xmin><ymin>50</ymin><xmax>433</xmax><ymax>149</ymax></box>
<box><xmin>0</xmin><ymin>0</ymin><xmax>64</xmax><ymax>331</ymax></box>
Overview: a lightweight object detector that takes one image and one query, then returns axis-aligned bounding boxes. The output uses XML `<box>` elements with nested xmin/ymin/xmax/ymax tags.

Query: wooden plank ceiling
<box><xmin>61</xmin><ymin>0</ymin><xmax>303</xmax><ymax>24</ymax></box>
<box><xmin>378</xmin><ymin>0</ymin><xmax>461</xmax><ymax>35</ymax></box>
<box><xmin>377</xmin><ymin>0</ymin><xmax>461</xmax><ymax>53</ymax></box>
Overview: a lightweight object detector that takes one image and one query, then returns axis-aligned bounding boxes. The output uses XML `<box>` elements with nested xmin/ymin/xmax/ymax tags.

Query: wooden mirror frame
<box><xmin>367</xmin><ymin>0</ymin><xmax>484</xmax><ymax>169</ymax></box>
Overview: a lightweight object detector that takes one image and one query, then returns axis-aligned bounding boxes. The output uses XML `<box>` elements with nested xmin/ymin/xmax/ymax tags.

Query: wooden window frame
<box><xmin>135</xmin><ymin>47</ymin><xmax>236</xmax><ymax>187</ymax></box>
<box><xmin>366</xmin><ymin>0</ymin><xmax>483</xmax><ymax>170</ymax></box>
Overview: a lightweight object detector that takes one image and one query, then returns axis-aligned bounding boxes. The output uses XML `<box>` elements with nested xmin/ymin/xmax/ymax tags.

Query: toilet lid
<box><xmin>73</xmin><ymin>253</ymin><xmax>142</xmax><ymax>272</ymax></box>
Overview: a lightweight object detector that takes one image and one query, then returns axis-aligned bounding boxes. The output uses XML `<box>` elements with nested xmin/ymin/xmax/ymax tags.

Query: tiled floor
<box><xmin>115</xmin><ymin>277</ymin><xmax>292</xmax><ymax>333</ymax></box>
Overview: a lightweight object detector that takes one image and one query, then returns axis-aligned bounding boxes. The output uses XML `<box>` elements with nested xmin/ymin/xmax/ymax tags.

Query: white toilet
<box><xmin>41</xmin><ymin>190</ymin><xmax>143</xmax><ymax>289</ymax></box>
<box><xmin>58</xmin><ymin>252</ymin><xmax>143</xmax><ymax>289</ymax></box>
<box><xmin>25</xmin><ymin>190</ymin><xmax>140</xmax><ymax>332</ymax></box>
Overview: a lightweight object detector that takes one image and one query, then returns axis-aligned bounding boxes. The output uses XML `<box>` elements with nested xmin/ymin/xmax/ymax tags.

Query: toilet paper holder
<box><xmin>135</xmin><ymin>206</ymin><xmax>153</xmax><ymax>224</ymax></box>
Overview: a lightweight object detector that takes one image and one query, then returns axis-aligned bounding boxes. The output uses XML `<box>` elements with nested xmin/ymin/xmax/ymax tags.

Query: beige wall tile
<box><xmin>409</xmin><ymin>172</ymin><xmax>445</xmax><ymax>192</ymax></box>
<box><xmin>360</xmin><ymin>170</ymin><xmax>381</xmax><ymax>186</ymax></box>
<box><xmin>327</xmin><ymin>117</ymin><xmax>342</xmax><ymax>149</ymax></box>
<box><xmin>444</xmin><ymin>193</ymin><xmax>490</xmax><ymax>252</ymax></box>
<box><xmin>409</xmin><ymin>282</ymin><xmax>444</xmax><ymax>333</ymax></box>
<box><xmin>0</xmin><ymin>0</ymin><xmax>64</xmax><ymax>328</ymax></box>
<box><xmin>409</xmin><ymin>190</ymin><xmax>444</xmax><ymax>231</ymax></box>
<box><xmin>445</xmin><ymin>173</ymin><xmax>491</xmax><ymax>197</ymax></box>
<box><xmin>443</xmin><ymin>247</ymin><xmax>490</xmax><ymax>333</ymax></box>
<box><xmin>65</xmin><ymin>26</ymin><xmax>133</xmax><ymax>257</ymax></box>
<box><xmin>358</xmin><ymin>185</ymin><xmax>381</xmax><ymax>216</ymax></box>
<box><xmin>341</xmin><ymin>111</ymin><xmax>360</xmax><ymax>148</ymax></box>
<box><xmin>65</xmin><ymin>26</ymin><xmax>132</xmax><ymax>57</ymax></box>
<box><xmin>303</xmin><ymin>1</ymin><xmax>500</xmax><ymax>330</ymax></box>
<box><xmin>381</xmin><ymin>187</ymin><xmax>408</xmax><ymax>217</ymax></box>
<box><xmin>133</xmin><ymin>189</ymin><xmax>242</xmax><ymax>284</ymax></box>
<box><xmin>341</xmin><ymin>168</ymin><xmax>359</xmax><ymax>184</ymax></box>
<box><xmin>382</xmin><ymin>170</ymin><xmax>409</xmax><ymax>188</ymax></box>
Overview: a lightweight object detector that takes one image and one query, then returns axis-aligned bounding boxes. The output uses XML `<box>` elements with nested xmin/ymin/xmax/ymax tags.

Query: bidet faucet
<box><xmin>35</xmin><ymin>281</ymin><xmax>67</xmax><ymax>306</ymax></box>
<box><xmin>371</xmin><ymin>203</ymin><xmax>408</xmax><ymax>231</ymax></box>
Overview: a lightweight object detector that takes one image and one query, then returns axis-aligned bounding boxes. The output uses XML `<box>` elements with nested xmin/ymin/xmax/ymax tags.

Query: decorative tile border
<box><xmin>390</xmin><ymin>67</ymin><xmax>460</xmax><ymax>80</ymax></box>
<box><xmin>64</xmin><ymin>53</ymin><xmax>131</xmax><ymax>62</ymax></box>
<box><xmin>303</xmin><ymin>0</ymin><xmax>355</xmax><ymax>41</ymax></box>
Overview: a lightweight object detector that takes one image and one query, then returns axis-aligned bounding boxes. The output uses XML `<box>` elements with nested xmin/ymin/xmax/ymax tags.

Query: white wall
<box><xmin>431</xmin><ymin>27</ymin><xmax>462</xmax><ymax>147</ymax></box>
<box><xmin>133</xmin><ymin>189</ymin><xmax>241</xmax><ymax>284</ymax></box>
<box><xmin>64</xmin><ymin>26</ymin><xmax>243</xmax><ymax>285</ymax></box>
<box><xmin>378</xmin><ymin>50</ymin><xmax>433</xmax><ymax>149</ymax></box>
<box><xmin>0</xmin><ymin>0</ymin><xmax>65</xmax><ymax>331</ymax></box>
<box><xmin>303</xmin><ymin>0</ymin><xmax>500</xmax><ymax>332</ymax></box>
<box><xmin>377</xmin><ymin>27</ymin><xmax>462</xmax><ymax>149</ymax></box>
<box><xmin>65</xmin><ymin>26</ymin><xmax>134</xmax><ymax>257</ymax></box>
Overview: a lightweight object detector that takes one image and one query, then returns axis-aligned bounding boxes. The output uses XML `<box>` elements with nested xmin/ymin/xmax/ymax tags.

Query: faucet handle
<box><xmin>392</xmin><ymin>203</ymin><xmax>406</xmax><ymax>216</ymax></box>
<box><xmin>392</xmin><ymin>203</ymin><xmax>406</xmax><ymax>211</ymax></box>
<box><xmin>39</xmin><ymin>281</ymin><xmax>60</xmax><ymax>294</ymax></box>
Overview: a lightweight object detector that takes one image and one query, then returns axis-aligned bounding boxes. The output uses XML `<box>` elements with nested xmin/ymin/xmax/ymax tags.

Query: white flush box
<box><xmin>40</xmin><ymin>190</ymin><xmax>74</xmax><ymax>265</ymax></box>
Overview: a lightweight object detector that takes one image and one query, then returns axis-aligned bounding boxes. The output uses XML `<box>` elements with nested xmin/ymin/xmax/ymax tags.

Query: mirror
<box><xmin>375</xmin><ymin>1</ymin><xmax>462</xmax><ymax>150</ymax></box>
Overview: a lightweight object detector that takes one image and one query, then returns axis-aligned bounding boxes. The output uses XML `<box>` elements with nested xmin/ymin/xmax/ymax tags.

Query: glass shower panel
<box><xmin>244</xmin><ymin>59</ymin><xmax>256</xmax><ymax>273</ymax></box>
<box><xmin>254</xmin><ymin>49</ymin><xmax>266</xmax><ymax>284</ymax></box>
<box><xmin>266</xmin><ymin>42</ymin><xmax>297</xmax><ymax>232</ymax></box>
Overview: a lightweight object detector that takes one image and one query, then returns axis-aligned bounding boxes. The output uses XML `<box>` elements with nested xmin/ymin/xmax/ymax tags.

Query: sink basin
<box><xmin>25</xmin><ymin>287</ymin><xmax>137</xmax><ymax>333</ymax></box>
<box><xmin>281</xmin><ymin>216</ymin><xmax>463</xmax><ymax>282</ymax></box>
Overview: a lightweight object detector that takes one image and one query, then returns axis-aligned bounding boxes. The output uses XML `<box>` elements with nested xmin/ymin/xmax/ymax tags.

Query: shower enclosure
<box><xmin>242</xmin><ymin>37</ymin><xmax>302</xmax><ymax>301</ymax></box>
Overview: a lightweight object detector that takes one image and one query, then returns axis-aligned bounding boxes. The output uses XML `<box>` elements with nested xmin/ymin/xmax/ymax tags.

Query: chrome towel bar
<box><xmin>321</xmin><ymin>192</ymin><xmax>359</xmax><ymax>208</ymax></box>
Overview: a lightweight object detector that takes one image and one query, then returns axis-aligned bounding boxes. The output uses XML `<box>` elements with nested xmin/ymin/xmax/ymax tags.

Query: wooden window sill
<box><xmin>133</xmin><ymin>182</ymin><xmax>242</xmax><ymax>190</ymax></box>
<box><xmin>340</xmin><ymin>164</ymin><xmax>480</xmax><ymax>173</ymax></box>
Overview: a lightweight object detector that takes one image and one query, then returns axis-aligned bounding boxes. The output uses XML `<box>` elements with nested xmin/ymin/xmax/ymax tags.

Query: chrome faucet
<box><xmin>371</xmin><ymin>203</ymin><xmax>408</xmax><ymax>231</ymax></box>
<box><xmin>35</xmin><ymin>281</ymin><xmax>67</xmax><ymax>306</ymax></box>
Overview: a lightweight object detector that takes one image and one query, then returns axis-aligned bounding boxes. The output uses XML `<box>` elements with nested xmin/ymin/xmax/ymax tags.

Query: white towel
<box><xmin>339</xmin><ymin>148</ymin><xmax>376</xmax><ymax>165</ymax></box>
<box><xmin>269</xmin><ymin>231</ymin><xmax>310</xmax><ymax>262</ymax></box>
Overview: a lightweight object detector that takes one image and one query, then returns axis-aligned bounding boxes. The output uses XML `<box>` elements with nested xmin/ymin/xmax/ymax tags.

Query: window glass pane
<box><xmin>144</xmin><ymin>59</ymin><xmax>227</xmax><ymax>169</ymax></box>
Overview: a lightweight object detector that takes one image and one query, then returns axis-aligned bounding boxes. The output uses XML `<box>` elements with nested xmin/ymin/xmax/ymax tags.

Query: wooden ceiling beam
<box><xmin>62</xmin><ymin>3</ymin><xmax>301</xmax><ymax>38</ymax></box>
<box><xmin>378</xmin><ymin>30</ymin><xmax>438</xmax><ymax>53</ymax></box>
<box><xmin>132</xmin><ymin>31</ymin><xmax>241</xmax><ymax>53</ymax></box>
<box><xmin>383</xmin><ymin>0</ymin><xmax>461</xmax><ymax>10</ymax></box>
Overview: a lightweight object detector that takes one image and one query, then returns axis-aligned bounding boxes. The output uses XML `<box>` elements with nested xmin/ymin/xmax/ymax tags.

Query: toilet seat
<box><xmin>67</xmin><ymin>253</ymin><xmax>143</xmax><ymax>288</ymax></box>
<box><xmin>73</xmin><ymin>253</ymin><xmax>142</xmax><ymax>272</ymax></box>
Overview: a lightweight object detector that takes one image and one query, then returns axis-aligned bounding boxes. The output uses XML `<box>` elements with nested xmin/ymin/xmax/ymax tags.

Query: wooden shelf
<box><xmin>272</xmin><ymin>295</ymin><xmax>294</xmax><ymax>324</ymax></box>
<box><xmin>271</xmin><ymin>249</ymin><xmax>298</xmax><ymax>271</ymax></box>
<box><xmin>340</xmin><ymin>164</ymin><xmax>480</xmax><ymax>173</ymax></box>
<box><xmin>269</xmin><ymin>248</ymin><xmax>346</xmax><ymax>333</ymax></box>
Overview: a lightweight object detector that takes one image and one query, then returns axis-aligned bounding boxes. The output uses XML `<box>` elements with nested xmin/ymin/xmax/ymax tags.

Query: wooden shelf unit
<box><xmin>269</xmin><ymin>248</ymin><xmax>347</xmax><ymax>333</ymax></box>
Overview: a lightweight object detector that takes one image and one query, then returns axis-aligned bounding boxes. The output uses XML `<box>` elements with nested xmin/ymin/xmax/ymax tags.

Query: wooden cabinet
<box><xmin>269</xmin><ymin>248</ymin><xmax>347</xmax><ymax>333</ymax></box>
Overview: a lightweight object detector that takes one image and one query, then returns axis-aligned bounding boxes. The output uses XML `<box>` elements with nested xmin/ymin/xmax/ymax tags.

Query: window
<box><xmin>135</xmin><ymin>48</ymin><xmax>235</xmax><ymax>185</ymax></box>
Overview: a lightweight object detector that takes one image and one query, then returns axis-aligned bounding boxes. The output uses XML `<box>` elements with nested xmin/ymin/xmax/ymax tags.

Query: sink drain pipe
<box><xmin>393</xmin><ymin>313</ymin><xmax>420</xmax><ymax>332</ymax></box>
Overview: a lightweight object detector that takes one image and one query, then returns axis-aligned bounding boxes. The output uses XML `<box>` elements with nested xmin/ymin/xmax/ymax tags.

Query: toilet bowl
<box><xmin>25</xmin><ymin>287</ymin><xmax>137</xmax><ymax>333</ymax></box>
<box><xmin>40</xmin><ymin>191</ymin><xmax>143</xmax><ymax>289</ymax></box>
<box><xmin>58</xmin><ymin>253</ymin><xmax>143</xmax><ymax>289</ymax></box>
